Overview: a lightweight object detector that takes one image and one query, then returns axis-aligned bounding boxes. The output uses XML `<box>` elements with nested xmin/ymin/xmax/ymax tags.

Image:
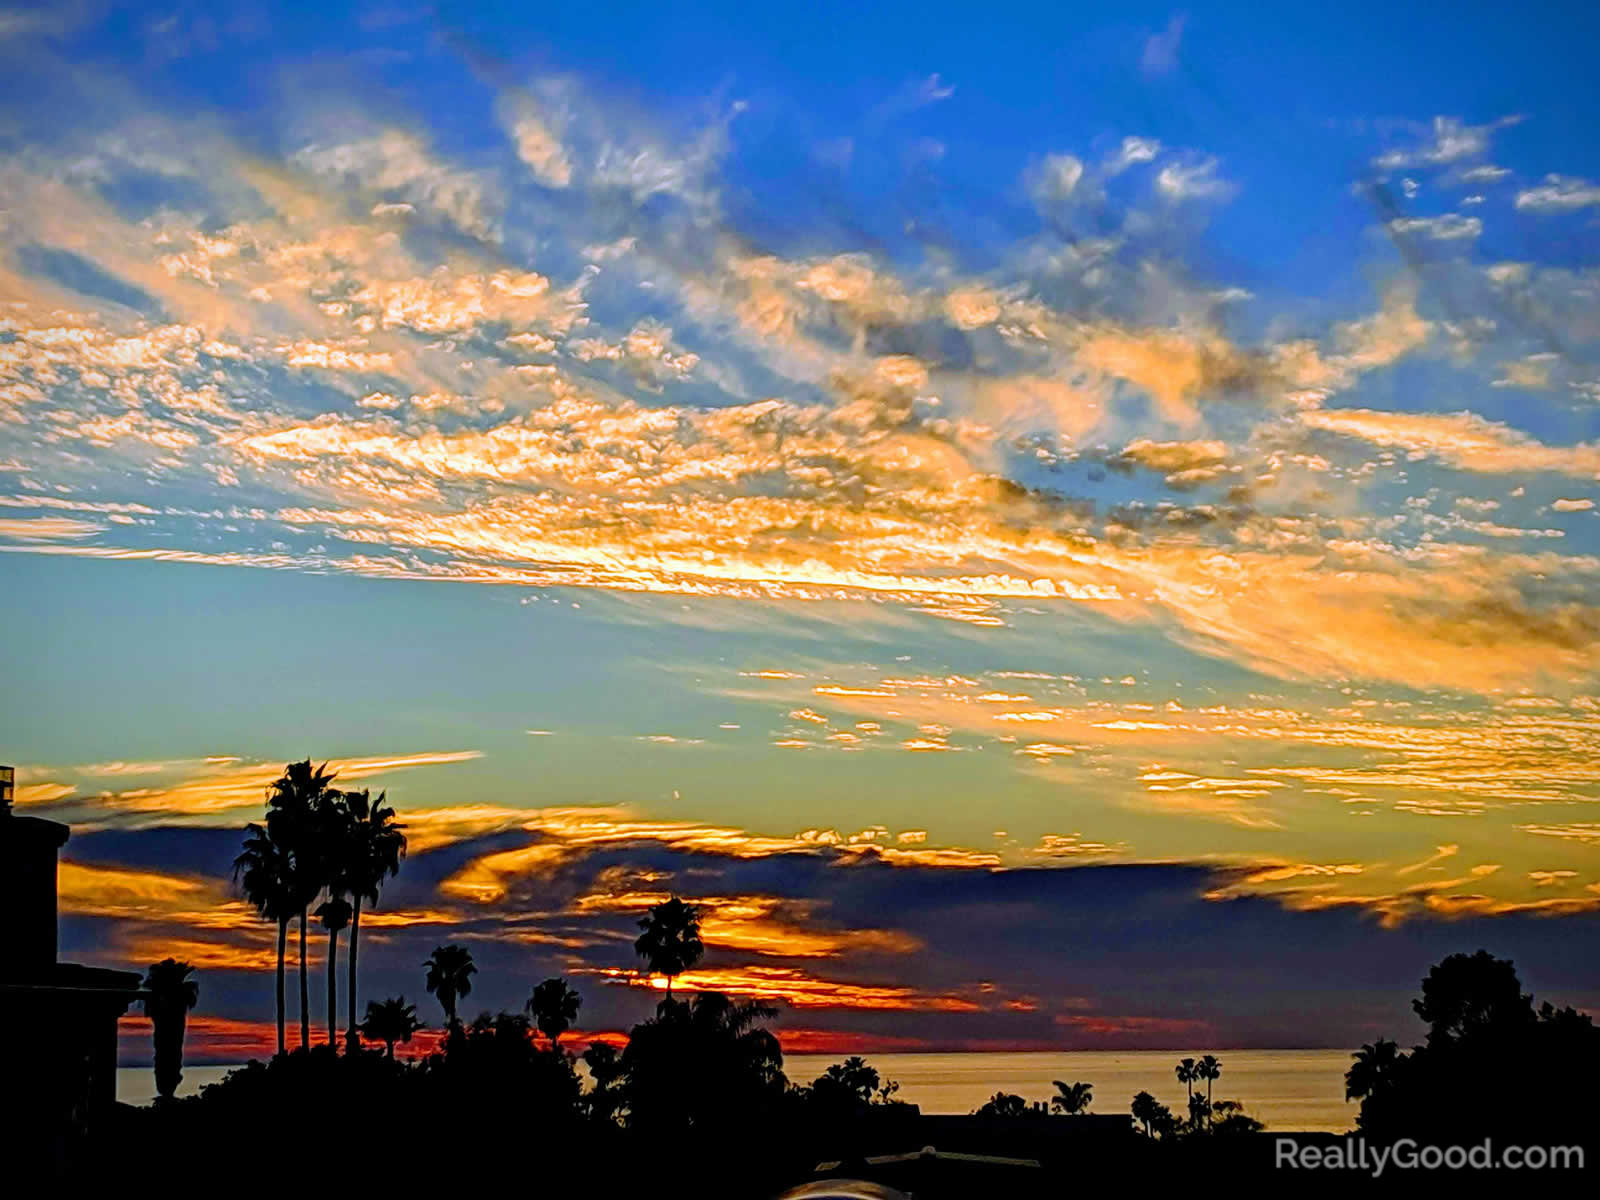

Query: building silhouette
<box><xmin>0</xmin><ymin>766</ymin><xmax>142</xmax><ymax>1166</ymax></box>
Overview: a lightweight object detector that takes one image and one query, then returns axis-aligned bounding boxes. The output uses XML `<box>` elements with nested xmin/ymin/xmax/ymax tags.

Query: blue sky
<box><xmin>3</xmin><ymin>1</ymin><xmax>1600</xmax><ymax>1055</ymax></box>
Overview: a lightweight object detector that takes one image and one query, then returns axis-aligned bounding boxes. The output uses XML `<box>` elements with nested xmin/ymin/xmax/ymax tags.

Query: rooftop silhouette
<box><xmin>0</xmin><ymin>772</ymin><xmax>142</xmax><ymax>1169</ymax></box>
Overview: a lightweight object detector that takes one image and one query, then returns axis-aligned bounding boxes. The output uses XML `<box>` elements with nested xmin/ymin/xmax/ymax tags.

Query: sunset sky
<box><xmin>4</xmin><ymin>2</ymin><xmax>1600</xmax><ymax>1061</ymax></box>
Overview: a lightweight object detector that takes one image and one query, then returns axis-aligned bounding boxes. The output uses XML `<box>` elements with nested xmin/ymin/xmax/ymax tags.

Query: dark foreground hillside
<box><xmin>82</xmin><ymin>1048</ymin><xmax>1594</xmax><ymax>1197</ymax></box>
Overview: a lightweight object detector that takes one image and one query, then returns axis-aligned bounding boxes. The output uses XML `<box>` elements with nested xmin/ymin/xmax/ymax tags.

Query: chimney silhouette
<box><xmin>0</xmin><ymin>767</ymin><xmax>71</xmax><ymax>978</ymax></box>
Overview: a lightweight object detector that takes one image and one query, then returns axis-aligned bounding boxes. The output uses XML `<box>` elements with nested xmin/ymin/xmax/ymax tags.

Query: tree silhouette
<box><xmin>1130</xmin><ymin>1090</ymin><xmax>1158</xmax><ymax>1136</ymax></box>
<box><xmin>1197</xmin><ymin>1054</ymin><xmax>1221</xmax><ymax>1126</ymax></box>
<box><xmin>142</xmin><ymin>958</ymin><xmax>198</xmax><ymax>1104</ymax></box>
<box><xmin>332</xmin><ymin>787</ymin><xmax>406</xmax><ymax>1051</ymax></box>
<box><xmin>1350</xmin><ymin>951</ymin><xmax>1600</xmax><ymax>1143</ymax></box>
<box><xmin>1130</xmin><ymin>1090</ymin><xmax>1174</xmax><ymax>1137</ymax></box>
<box><xmin>634</xmin><ymin>896</ymin><xmax>704</xmax><ymax>1002</ymax></box>
<box><xmin>424</xmin><ymin>944</ymin><xmax>476</xmax><ymax>1031</ymax></box>
<box><xmin>976</xmin><ymin>1091</ymin><xmax>1028</xmax><ymax>1117</ymax></box>
<box><xmin>1413</xmin><ymin>949</ymin><xmax>1532</xmax><ymax>1047</ymax></box>
<box><xmin>266</xmin><ymin>760</ymin><xmax>339</xmax><ymax>1051</ymax></box>
<box><xmin>233</xmin><ymin>822</ymin><xmax>295</xmax><ymax>1056</ymax></box>
<box><xmin>582</xmin><ymin>1040</ymin><xmax>626</xmax><ymax>1123</ymax></box>
<box><xmin>526</xmin><ymin>977</ymin><xmax>582</xmax><ymax>1050</ymax></box>
<box><xmin>812</xmin><ymin>1056</ymin><xmax>882</xmax><ymax>1110</ymax></box>
<box><xmin>1175</xmin><ymin>1056</ymin><xmax>1197</xmax><ymax>1110</ymax></box>
<box><xmin>315</xmin><ymin>896</ymin><xmax>352</xmax><ymax>1049</ymax></box>
<box><xmin>1050</xmin><ymin>1079</ymin><xmax>1093</xmax><ymax>1114</ymax></box>
<box><xmin>1345</xmin><ymin>1038</ymin><xmax>1401</xmax><ymax>1102</ymax></box>
<box><xmin>619</xmin><ymin>991</ymin><xmax>785</xmax><ymax>1134</ymax></box>
<box><xmin>1210</xmin><ymin>1099</ymin><xmax>1264</xmax><ymax>1135</ymax></box>
<box><xmin>359</xmin><ymin>996</ymin><xmax>422</xmax><ymax>1058</ymax></box>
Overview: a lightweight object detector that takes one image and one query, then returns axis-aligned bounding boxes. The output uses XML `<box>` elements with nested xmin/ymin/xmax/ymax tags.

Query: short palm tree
<box><xmin>424</xmin><ymin>944</ymin><xmax>476</xmax><ymax>1031</ymax></box>
<box><xmin>634</xmin><ymin>896</ymin><xmax>704</xmax><ymax>1001</ymax></box>
<box><xmin>1130</xmin><ymin>1090</ymin><xmax>1160</xmax><ymax>1137</ymax></box>
<box><xmin>1050</xmin><ymin>1079</ymin><xmax>1093</xmax><ymax>1114</ymax></box>
<box><xmin>266</xmin><ymin>760</ymin><xmax>340</xmax><ymax>1051</ymax></box>
<box><xmin>360</xmin><ymin>996</ymin><xmax>422</xmax><ymax>1059</ymax></box>
<box><xmin>332</xmin><ymin>788</ymin><xmax>406</xmax><ymax>1051</ymax></box>
<box><xmin>142</xmin><ymin>959</ymin><xmax>199</xmax><ymax>1103</ymax></box>
<box><xmin>315</xmin><ymin>896</ymin><xmax>352</xmax><ymax>1049</ymax></box>
<box><xmin>233</xmin><ymin>823</ymin><xmax>295</xmax><ymax>1056</ymax></box>
<box><xmin>527</xmin><ymin>977</ymin><xmax>582</xmax><ymax>1050</ymax></box>
<box><xmin>688</xmin><ymin>992</ymin><xmax>784</xmax><ymax>1087</ymax></box>
<box><xmin>1346</xmin><ymin>1038</ymin><xmax>1401</xmax><ymax>1101</ymax></box>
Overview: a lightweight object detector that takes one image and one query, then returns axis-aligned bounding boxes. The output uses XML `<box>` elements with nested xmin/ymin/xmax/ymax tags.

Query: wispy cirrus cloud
<box><xmin>1300</xmin><ymin>408</ymin><xmax>1600</xmax><ymax>477</ymax></box>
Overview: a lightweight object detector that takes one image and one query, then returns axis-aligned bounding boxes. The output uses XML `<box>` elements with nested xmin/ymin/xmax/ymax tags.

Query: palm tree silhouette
<box><xmin>1345</xmin><ymin>1038</ymin><xmax>1402</xmax><ymax>1101</ymax></box>
<box><xmin>687</xmin><ymin>992</ymin><xmax>783</xmax><ymax>1084</ymax></box>
<box><xmin>583</xmin><ymin>1041</ymin><xmax>626</xmax><ymax>1123</ymax></box>
<box><xmin>332</xmin><ymin>787</ymin><xmax>406</xmax><ymax>1051</ymax></box>
<box><xmin>142</xmin><ymin>958</ymin><xmax>198</xmax><ymax>1104</ymax></box>
<box><xmin>527</xmin><ymin>977</ymin><xmax>582</xmax><ymax>1050</ymax></box>
<box><xmin>315</xmin><ymin>896</ymin><xmax>352</xmax><ymax>1049</ymax></box>
<box><xmin>1175</xmin><ymin>1056</ymin><xmax>1198</xmax><ymax>1109</ymax></box>
<box><xmin>1130</xmin><ymin>1090</ymin><xmax>1157</xmax><ymax>1136</ymax></box>
<box><xmin>1050</xmin><ymin>1080</ymin><xmax>1093</xmax><ymax>1114</ymax></box>
<box><xmin>1131</xmin><ymin>1090</ymin><xmax>1170</xmax><ymax>1137</ymax></box>
<box><xmin>359</xmin><ymin>996</ymin><xmax>422</xmax><ymax>1059</ymax></box>
<box><xmin>1198</xmin><ymin>1054</ymin><xmax>1221</xmax><ymax>1127</ymax></box>
<box><xmin>634</xmin><ymin>896</ymin><xmax>704</xmax><ymax>1001</ymax></box>
<box><xmin>610</xmin><ymin>990</ymin><xmax>786</xmax><ymax>1133</ymax></box>
<box><xmin>266</xmin><ymin>760</ymin><xmax>339</xmax><ymax>1051</ymax></box>
<box><xmin>233</xmin><ymin>822</ymin><xmax>295</xmax><ymax>1056</ymax></box>
<box><xmin>424</xmin><ymin>944</ymin><xmax>476</xmax><ymax>1031</ymax></box>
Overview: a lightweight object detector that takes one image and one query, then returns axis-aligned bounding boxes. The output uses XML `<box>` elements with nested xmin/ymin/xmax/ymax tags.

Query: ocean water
<box><xmin>786</xmin><ymin>1050</ymin><xmax>1355</xmax><ymax>1132</ymax></box>
<box><xmin>119</xmin><ymin>1048</ymin><xmax>1356</xmax><ymax>1131</ymax></box>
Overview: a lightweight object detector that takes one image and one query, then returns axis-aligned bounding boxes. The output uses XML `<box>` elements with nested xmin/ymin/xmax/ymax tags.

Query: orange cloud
<box><xmin>587</xmin><ymin>964</ymin><xmax>982</xmax><ymax>1012</ymax></box>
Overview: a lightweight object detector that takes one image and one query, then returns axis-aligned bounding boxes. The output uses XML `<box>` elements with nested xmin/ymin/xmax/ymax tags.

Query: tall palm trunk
<box><xmin>152</xmin><ymin>1004</ymin><xmax>188</xmax><ymax>1103</ymax></box>
<box><xmin>443</xmin><ymin>997</ymin><xmax>459</xmax><ymax>1046</ymax></box>
<box><xmin>298</xmin><ymin>908</ymin><xmax>310</xmax><ymax>1049</ymax></box>
<box><xmin>346</xmin><ymin>896</ymin><xmax>361</xmax><ymax>1051</ymax></box>
<box><xmin>275</xmin><ymin>916</ymin><xmax>288</xmax><ymax>1057</ymax></box>
<box><xmin>326</xmin><ymin>926</ymin><xmax>339</xmax><ymax>1049</ymax></box>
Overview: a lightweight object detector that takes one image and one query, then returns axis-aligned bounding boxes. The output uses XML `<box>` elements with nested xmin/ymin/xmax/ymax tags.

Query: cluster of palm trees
<box><xmin>1176</xmin><ymin>1053</ymin><xmax>1222</xmax><ymax>1125</ymax></box>
<box><xmin>232</xmin><ymin>761</ymin><xmax>407</xmax><ymax>1056</ymax></box>
<box><xmin>227</xmin><ymin>857</ymin><xmax>703</xmax><ymax>1071</ymax></box>
<box><xmin>1128</xmin><ymin>1054</ymin><xmax>1229</xmax><ymax>1137</ymax></box>
<box><xmin>983</xmin><ymin>1058</ymin><xmax>1230</xmax><ymax>1135</ymax></box>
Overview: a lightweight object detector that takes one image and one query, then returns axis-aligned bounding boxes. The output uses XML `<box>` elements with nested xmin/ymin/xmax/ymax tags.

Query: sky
<box><xmin>3</xmin><ymin>1</ymin><xmax>1600</xmax><ymax>1062</ymax></box>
